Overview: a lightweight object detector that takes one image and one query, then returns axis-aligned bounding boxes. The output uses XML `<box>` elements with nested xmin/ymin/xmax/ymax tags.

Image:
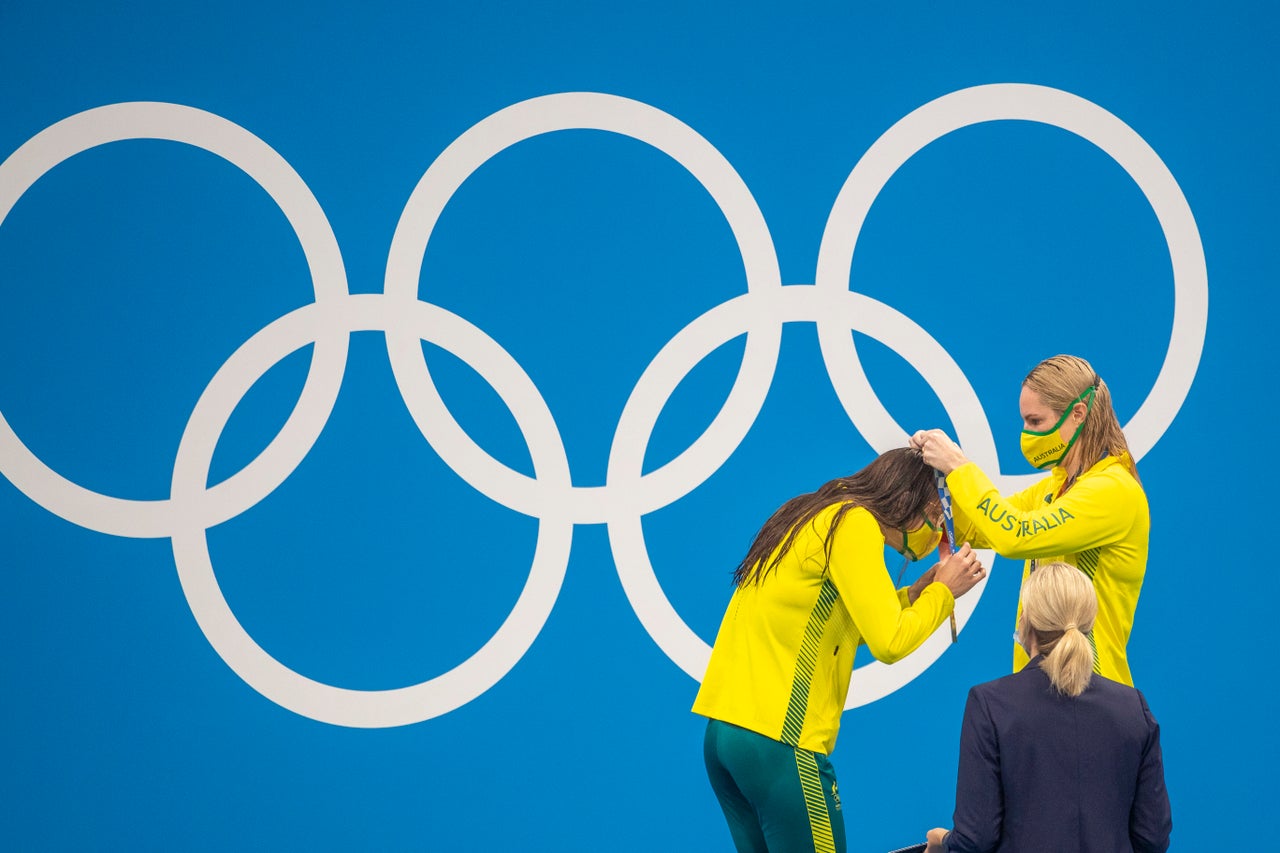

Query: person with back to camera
<box><xmin>911</xmin><ymin>354</ymin><xmax>1149</xmax><ymax>685</ymax></box>
<box><xmin>923</xmin><ymin>561</ymin><xmax>1171</xmax><ymax>853</ymax></box>
<box><xmin>693</xmin><ymin>447</ymin><xmax>987</xmax><ymax>853</ymax></box>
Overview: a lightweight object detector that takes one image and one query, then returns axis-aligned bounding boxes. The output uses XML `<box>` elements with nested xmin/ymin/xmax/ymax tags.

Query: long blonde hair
<box><xmin>1021</xmin><ymin>562</ymin><xmax>1098</xmax><ymax>697</ymax></box>
<box><xmin>1023</xmin><ymin>354</ymin><xmax>1139</xmax><ymax>484</ymax></box>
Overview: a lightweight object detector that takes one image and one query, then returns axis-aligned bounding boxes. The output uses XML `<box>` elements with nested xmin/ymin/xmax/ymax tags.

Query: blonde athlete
<box><xmin>912</xmin><ymin>354</ymin><xmax>1150</xmax><ymax>686</ymax></box>
<box><xmin>694</xmin><ymin>448</ymin><xmax>986</xmax><ymax>853</ymax></box>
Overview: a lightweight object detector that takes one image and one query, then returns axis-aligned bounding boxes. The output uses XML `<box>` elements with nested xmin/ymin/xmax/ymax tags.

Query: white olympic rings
<box><xmin>0</xmin><ymin>85</ymin><xmax>1207</xmax><ymax>727</ymax></box>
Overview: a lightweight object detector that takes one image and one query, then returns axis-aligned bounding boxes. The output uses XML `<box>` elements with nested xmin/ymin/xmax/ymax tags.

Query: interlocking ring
<box><xmin>0</xmin><ymin>85</ymin><xmax>1206</xmax><ymax>727</ymax></box>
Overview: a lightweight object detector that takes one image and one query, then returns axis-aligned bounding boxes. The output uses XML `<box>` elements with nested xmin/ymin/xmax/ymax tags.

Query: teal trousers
<box><xmin>703</xmin><ymin>719</ymin><xmax>846</xmax><ymax>853</ymax></box>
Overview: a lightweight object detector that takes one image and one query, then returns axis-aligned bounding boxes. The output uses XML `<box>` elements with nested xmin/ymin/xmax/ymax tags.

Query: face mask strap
<box><xmin>1024</xmin><ymin>385</ymin><xmax>1097</xmax><ymax>437</ymax></box>
<box><xmin>1078</xmin><ymin>385</ymin><xmax>1097</xmax><ymax>419</ymax></box>
<box><xmin>898</xmin><ymin>528</ymin><xmax>920</xmax><ymax>563</ymax></box>
<box><xmin>1061</xmin><ymin>385</ymin><xmax>1096</xmax><ymax>448</ymax></box>
<box><xmin>897</xmin><ymin>516</ymin><xmax>942</xmax><ymax>565</ymax></box>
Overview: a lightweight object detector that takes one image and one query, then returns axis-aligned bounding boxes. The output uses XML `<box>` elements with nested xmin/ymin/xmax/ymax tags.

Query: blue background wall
<box><xmin>0</xmin><ymin>2</ymin><xmax>1273</xmax><ymax>850</ymax></box>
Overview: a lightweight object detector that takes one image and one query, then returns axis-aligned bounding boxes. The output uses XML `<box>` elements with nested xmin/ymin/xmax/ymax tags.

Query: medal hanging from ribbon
<box><xmin>934</xmin><ymin>469</ymin><xmax>959</xmax><ymax>644</ymax></box>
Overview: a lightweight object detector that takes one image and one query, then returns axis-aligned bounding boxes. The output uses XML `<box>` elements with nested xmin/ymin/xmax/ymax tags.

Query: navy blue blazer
<box><xmin>944</xmin><ymin>657</ymin><xmax>1171</xmax><ymax>853</ymax></box>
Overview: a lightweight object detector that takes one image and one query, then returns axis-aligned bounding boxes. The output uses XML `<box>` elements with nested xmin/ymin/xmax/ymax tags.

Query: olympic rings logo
<box><xmin>0</xmin><ymin>84</ymin><xmax>1206</xmax><ymax>728</ymax></box>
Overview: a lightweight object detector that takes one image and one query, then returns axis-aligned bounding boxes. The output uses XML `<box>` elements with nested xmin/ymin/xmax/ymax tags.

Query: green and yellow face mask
<box><xmin>1020</xmin><ymin>387</ymin><xmax>1095</xmax><ymax>470</ymax></box>
<box><xmin>897</xmin><ymin>518</ymin><xmax>943</xmax><ymax>562</ymax></box>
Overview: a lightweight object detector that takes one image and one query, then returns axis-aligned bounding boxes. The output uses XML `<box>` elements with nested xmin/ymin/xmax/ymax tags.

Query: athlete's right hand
<box><xmin>932</xmin><ymin>542</ymin><xmax>986</xmax><ymax>599</ymax></box>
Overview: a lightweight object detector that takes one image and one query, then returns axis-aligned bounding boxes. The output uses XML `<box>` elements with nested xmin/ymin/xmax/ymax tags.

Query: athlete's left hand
<box><xmin>907</xmin><ymin>567</ymin><xmax>937</xmax><ymax>603</ymax></box>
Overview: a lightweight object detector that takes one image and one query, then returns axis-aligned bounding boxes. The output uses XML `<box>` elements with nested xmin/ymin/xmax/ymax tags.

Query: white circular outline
<box><xmin>170</xmin><ymin>294</ymin><xmax>575</xmax><ymax>727</ymax></box>
<box><xmin>606</xmin><ymin>284</ymin><xmax>998</xmax><ymax>702</ymax></box>
<box><xmin>816</xmin><ymin>83</ymin><xmax>1207</xmax><ymax>494</ymax></box>
<box><xmin>824</xmin><ymin>83</ymin><xmax>1206</xmax><ymax>700</ymax></box>
<box><xmin>383</xmin><ymin>92</ymin><xmax>783</xmax><ymax>523</ymax></box>
<box><xmin>0</xmin><ymin>102</ymin><xmax>351</xmax><ymax>537</ymax></box>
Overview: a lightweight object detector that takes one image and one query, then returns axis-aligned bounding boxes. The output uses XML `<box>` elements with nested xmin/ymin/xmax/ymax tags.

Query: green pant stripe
<box><xmin>795</xmin><ymin>750</ymin><xmax>836</xmax><ymax>853</ymax></box>
<box><xmin>780</xmin><ymin>579</ymin><xmax>838</xmax><ymax>746</ymax></box>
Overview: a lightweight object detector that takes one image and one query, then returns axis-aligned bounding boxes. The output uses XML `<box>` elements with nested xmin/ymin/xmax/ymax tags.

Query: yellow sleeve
<box><xmin>947</xmin><ymin>461</ymin><xmax>1141</xmax><ymax>559</ymax></box>
<box><xmin>827</xmin><ymin>509</ymin><xmax>955</xmax><ymax>663</ymax></box>
<box><xmin>950</xmin><ymin>469</ymin><xmax>1047</xmax><ymax>549</ymax></box>
<box><xmin>862</xmin><ymin>586</ymin><xmax>914</xmax><ymax>648</ymax></box>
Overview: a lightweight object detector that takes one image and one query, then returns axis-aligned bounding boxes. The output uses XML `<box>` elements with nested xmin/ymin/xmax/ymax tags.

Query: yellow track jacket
<box><xmin>946</xmin><ymin>453</ymin><xmax>1149</xmax><ymax>685</ymax></box>
<box><xmin>692</xmin><ymin>504</ymin><xmax>955</xmax><ymax>755</ymax></box>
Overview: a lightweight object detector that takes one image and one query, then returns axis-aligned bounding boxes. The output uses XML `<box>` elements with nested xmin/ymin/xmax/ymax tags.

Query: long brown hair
<box><xmin>1023</xmin><ymin>354</ymin><xmax>1139</xmax><ymax>484</ymax></box>
<box><xmin>733</xmin><ymin>447</ymin><xmax>938</xmax><ymax>587</ymax></box>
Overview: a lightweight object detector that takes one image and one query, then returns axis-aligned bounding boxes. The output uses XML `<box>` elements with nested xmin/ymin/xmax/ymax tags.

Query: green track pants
<box><xmin>703</xmin><ymin>719</ymin><xmax>846</xmax><ymax>853</ymax></box>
